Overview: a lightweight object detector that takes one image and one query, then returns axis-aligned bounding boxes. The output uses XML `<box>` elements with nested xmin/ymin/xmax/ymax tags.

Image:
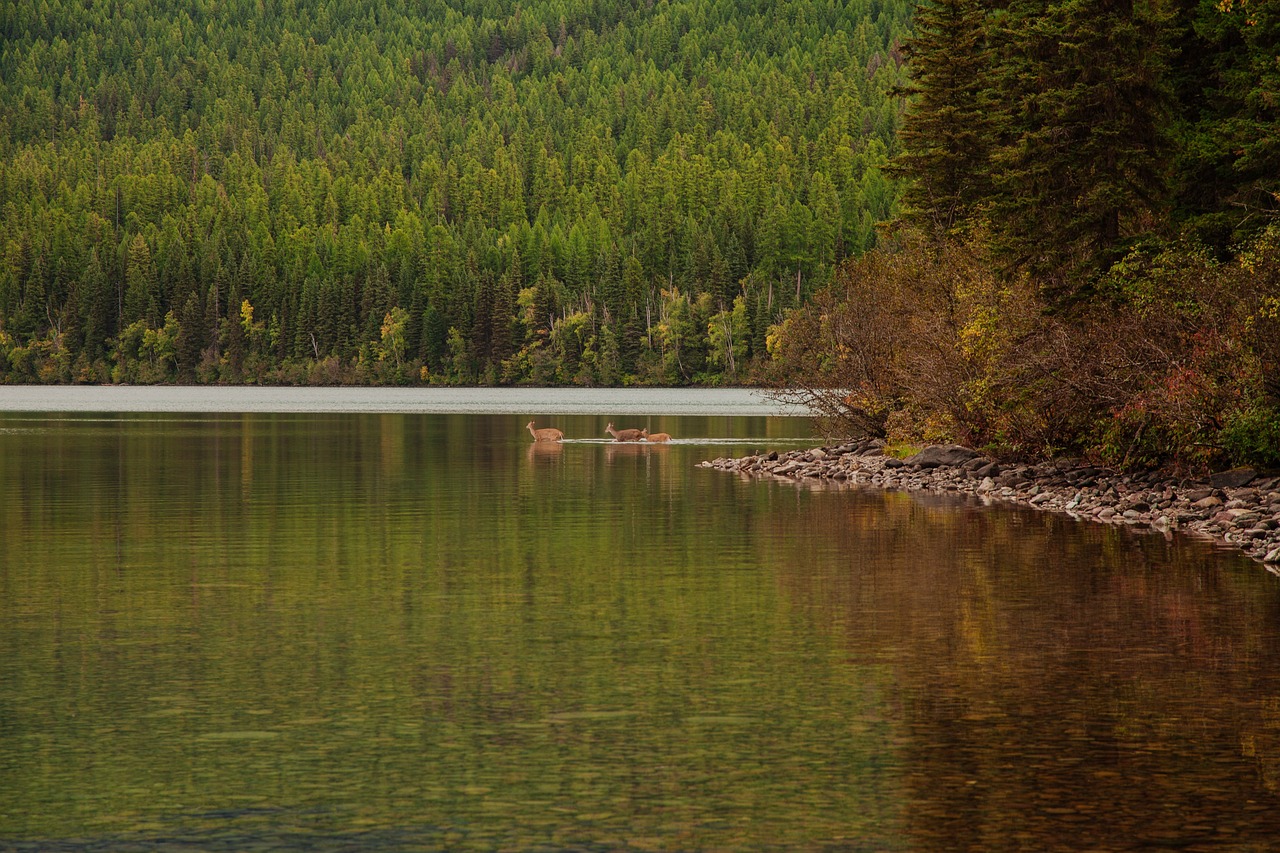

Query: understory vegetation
<box><xmin>769</xmin><ymin>227</ymin><xmax>1280</xmax><ymax>471</ymax></box>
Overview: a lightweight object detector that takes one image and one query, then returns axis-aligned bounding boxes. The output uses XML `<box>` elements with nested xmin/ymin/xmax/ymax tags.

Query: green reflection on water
<box><xmin>4</xmin><ymin>411</ymin><xmax>1280</xmax><ymax>851</ymax></box>
<box><xmin>1</xmin><ymin>412</ymin><xmax>899</xmax><ymax>850</ymax></box>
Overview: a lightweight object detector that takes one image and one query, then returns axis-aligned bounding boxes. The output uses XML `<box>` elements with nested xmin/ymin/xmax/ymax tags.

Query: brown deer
<box><xmin>526</xmin><ymin>421</ymin><xmax>564</xmax><ymax>442</ymax></box>
<box><xmin>605</xmin><ymin>422</ymin><xmax>644</xmax><ymax>442</ymax></box>
<box><xmin>642</xmin><ymin>429</ymin><xmax>671</xmax><ymax>442</ymax></box>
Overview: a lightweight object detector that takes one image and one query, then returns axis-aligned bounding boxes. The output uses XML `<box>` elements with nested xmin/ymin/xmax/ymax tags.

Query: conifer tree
<box><xmin>892</xmin><ymin>0</ymin><xmax>996</xmax><ymax>235</ymax></box>
<box><xmin>124</xmin><ymin>235</ymin><xmax>156</xmax><ymax>326</ymax></box>
<box><xmin>79</xmin><ymin>249</ymin><xmax>111</xmax><ymax>361</ymax></box>
<box><xmin>987</xmin><ymin>0</ymin><xmax>1173</xmax><ymax>299</ymax></box>
<box><xmin>176</xmin><ymin>291</ymin><xmax>205</xmax><ymax>379</ymax></box>
<box><xmin>1172</xmin><ymin>0</ymin><xmax>1280</xmax><ymax>248</ymax></box>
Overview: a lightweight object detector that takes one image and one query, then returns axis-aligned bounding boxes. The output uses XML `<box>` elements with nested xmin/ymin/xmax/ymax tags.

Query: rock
<box><xmin>702</xmin><ymin>441</ymin><xmax>1280</xmax><ymax>568</ymax></box>
<box><xmin>906</xmin><ymin>444</ymin><xmax>984</xmax><ymax>469</ymax></box>
<box><xmin>975</xmin><ymin>462</ymin><xmax>1002</xmax><ymax>478</ymax></box>
<box><xmin>1210</xmin><ymin>467</ymin><xmax>1258</xmax><ymax>489</ymax></box>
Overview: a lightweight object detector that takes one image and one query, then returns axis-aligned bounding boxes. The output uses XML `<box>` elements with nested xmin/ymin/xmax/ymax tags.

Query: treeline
<box><xmin>771</xmin><ymin>0</ymin><xmax>1280</xmax><ymax>470</ymax></box>
<box><xmin>0</xmin><ymin>0</ymin><xmax>910</xmax><ymax>385</ymax></box>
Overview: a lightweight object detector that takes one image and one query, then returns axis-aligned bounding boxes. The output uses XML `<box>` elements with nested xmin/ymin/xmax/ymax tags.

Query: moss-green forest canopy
<box><xmin>0</xmin><ymin>0</ymin><xmax>910</xmax><ymax>385</ymax></box>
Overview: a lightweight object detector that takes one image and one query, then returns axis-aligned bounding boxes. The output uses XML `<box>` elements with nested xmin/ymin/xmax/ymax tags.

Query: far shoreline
<box><xmin>0</xmin><ymin>385</ymin><xmax>808</xmax><ymax>417</ymax></box>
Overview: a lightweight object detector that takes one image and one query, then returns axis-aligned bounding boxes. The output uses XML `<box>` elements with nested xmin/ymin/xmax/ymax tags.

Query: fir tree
<box><xmin>987</xmin><ymin>0</ymin><xmax>1174</xmax><ymax>300</ymax></box>
<box><xmin>891</xmin><ymin>0</ymin><xmax>996</xmax><ymax>235</ymax></box>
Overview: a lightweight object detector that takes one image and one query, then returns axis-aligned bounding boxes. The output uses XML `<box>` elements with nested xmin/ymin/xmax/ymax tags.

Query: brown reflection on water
<box><xmin>525</xmin><ymin>439</ymin><xmax>564</xmax><ymax>463</ymax></box>
<box><xmin>759</xmin><ymin>481</ymin><xmax>1280</xmax><ymax>850</ymax></box>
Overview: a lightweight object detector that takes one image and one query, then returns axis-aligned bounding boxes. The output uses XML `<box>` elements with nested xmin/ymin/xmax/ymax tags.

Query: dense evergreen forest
<box><xmin>0</xmin><ymin>0</ymin><xmax>910</xmax><ymax>385</ymax></box>
<box><xmin>775</xmin><ymin>0</ymin><xmax>1280</xmax><ymax>469</ymax></box>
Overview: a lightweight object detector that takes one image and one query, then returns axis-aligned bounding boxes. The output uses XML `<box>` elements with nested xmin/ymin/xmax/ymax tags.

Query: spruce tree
<box><xmin>78</xmin><ymin>249</ymin><xmax>111</xmax><ymax>362</ymax></box>
<box><xmin>892</xmin><ymin>0</ymin><xmax>997</xmax><ymax>236</ymax></box>
<box><xmin>1172</xmin><ymin>0</ymin><xmax>1280</xmax><ymax>248</ymax></box>
<box><xmin>987</xmin><ymin>0</ymin><xmax>1173</xmax><ymax>300</ymax></box>
<box><xmin>176</xmin><ymin>291</ymin><xmax>206</xmax><ymax>380</ymax></box>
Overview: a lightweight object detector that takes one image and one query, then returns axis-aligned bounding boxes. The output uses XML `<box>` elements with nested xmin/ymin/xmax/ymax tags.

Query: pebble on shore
<box><xmin>700</xmin><ymin>441</ymin><xmax>1280</xmax><ymax>569</ymax></box>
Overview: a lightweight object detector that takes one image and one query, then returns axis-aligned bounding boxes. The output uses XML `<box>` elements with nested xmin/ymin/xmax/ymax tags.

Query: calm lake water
<box><xmin>3</xmin><ymin>391</ymin><xmax>1280</xmax><ymax>850</ymax></box>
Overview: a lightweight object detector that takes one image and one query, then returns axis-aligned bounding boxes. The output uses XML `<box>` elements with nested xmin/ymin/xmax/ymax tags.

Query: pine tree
<box><xmin>891</xmin><ymin>0</ymin><xmax>996</xmax><ymax>235</ymax></box>
<box><xmin>988</xmin><ymin>0</ymin><xmax>1174</xmax><ymax>299</ymax></box>
<box><xmin>124</xmin><ymin>235</ymin><xmax>156</xmax><ymax>326</ymax></box>
<box><xmin>176</xmin><ymin>291</ymin><xmax>205</xmax><ymax>379</ymax></box>
<box><xmin>79</xmin><ymin>249</ymin><xmax>111</xmax><ymax>361</ymax></box>
<box><xmin>1172</xmin><ymin>0</ymin><xmax>1280</xmax><ymax>249</ymax></box>
<box><xmin>492</xmin><ymin>252</ymin><xmax>519</xmax><ymax>369</ymax></box>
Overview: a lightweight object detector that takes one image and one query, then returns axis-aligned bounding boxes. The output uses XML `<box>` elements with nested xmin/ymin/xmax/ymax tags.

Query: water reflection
<box><xmin>525</xmin><ymin>440</ymin><xmax>564</xmax><ymax>463</ymax></box>
<box><xmin>603</xmin><ymin>441</ymin><xmax>650</xmax><ymax>462</ymax></box>
<box><xmin>1</xmin><ymin>412</ymin><xmax>1279</xmax><ymax>851</ymax></box>
<box><xmin>755</xmin><ymin>482</ymin><xmax>1280</xmax><ymax>849</ymax></box>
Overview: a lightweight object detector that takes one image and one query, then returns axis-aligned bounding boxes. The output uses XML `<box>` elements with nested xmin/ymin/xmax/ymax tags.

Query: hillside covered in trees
<box><xmin>773</xmin><ymin>0</ymin><xmax>1280</xmax><ymax>470</ymax></box>
<box><xmin>0</xmin><ymin>0</ymin><xmax>910</xmax><ymax>385</ymax></box>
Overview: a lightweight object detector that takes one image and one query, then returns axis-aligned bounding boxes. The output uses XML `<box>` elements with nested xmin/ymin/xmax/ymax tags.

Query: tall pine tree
<box><xmin>987</xmin><ymin>0</ymin><xmax>1173</xmax><ymax>300</ymax></box>
<box><xmin>892</xmin><ymin>0</ymin><xmax>997</xmax><ymax>236</ymax></box>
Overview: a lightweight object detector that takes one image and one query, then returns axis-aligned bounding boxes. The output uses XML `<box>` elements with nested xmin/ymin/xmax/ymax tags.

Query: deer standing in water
<box><xmin>642</xmin><ymin>429</ymin><xmax>671</xmax><ymax>442</ymax></box>
<box><xmin>526</xmin><ymin>421</ymin><xmax>564</xmax><ymax>442</ymax></box>
<box><xmin>605</xmin><ymin>422</ymin><xmax>644</xmax><ymax>442</ymax></box>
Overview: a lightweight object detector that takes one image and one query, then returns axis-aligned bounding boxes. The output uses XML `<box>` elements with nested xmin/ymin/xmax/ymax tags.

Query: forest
<box><xmin>0</xmin><ymin>0</ymin><xmax>910</xmax><ymax>386</ymax></box>
<box><xmin>4</xmin><ymin>0</ymin><xmax>1275</xmax><ymax>471</ymax></box>
<box><xmin>774</xmin><ymin>0</ymin><xmax>1280</xmax><ymax>470</ymax></box>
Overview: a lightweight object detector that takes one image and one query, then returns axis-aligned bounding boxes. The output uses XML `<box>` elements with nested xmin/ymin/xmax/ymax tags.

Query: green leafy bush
<box><xmin>1220</xmin><ymin>408</ymin><xmax>1280</xmax><ymax>470</ymax></box>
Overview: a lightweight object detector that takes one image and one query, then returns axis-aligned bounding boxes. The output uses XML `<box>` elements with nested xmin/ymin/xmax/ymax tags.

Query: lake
<box><xmin>2</xmin><ymin>389</ymin><xmax>1280</xmax><ymax>850</ymax></box>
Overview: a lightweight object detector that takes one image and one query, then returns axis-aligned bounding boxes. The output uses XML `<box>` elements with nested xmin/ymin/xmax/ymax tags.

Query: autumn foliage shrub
<box><xmin>767</xmin><ymin>231</ymin><xmax>1039</xmax><ymax>447</ymax></box>
<box><xmin>769</xmin><ymin>226</ymin><xmax>1280</xmax><ymax>471</ymax></box>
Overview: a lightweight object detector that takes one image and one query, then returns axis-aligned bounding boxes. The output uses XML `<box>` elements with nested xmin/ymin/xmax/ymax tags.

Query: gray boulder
<box><xmin>1209</xmin><ymin>467</ymin><xmax>1257</xmax><ymax>489</ymax></box>
<box><xmin>905</xmin><ymin>444</ymin><xmax>985</xmax><ymax>469</ymax></box>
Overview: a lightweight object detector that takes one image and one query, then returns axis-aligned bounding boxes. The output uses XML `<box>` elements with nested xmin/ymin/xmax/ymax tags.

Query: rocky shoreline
<box><xmin>701</xmin><ymin>441</ymin><xmax>1280</xmax><ymax>569</ymax></box>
